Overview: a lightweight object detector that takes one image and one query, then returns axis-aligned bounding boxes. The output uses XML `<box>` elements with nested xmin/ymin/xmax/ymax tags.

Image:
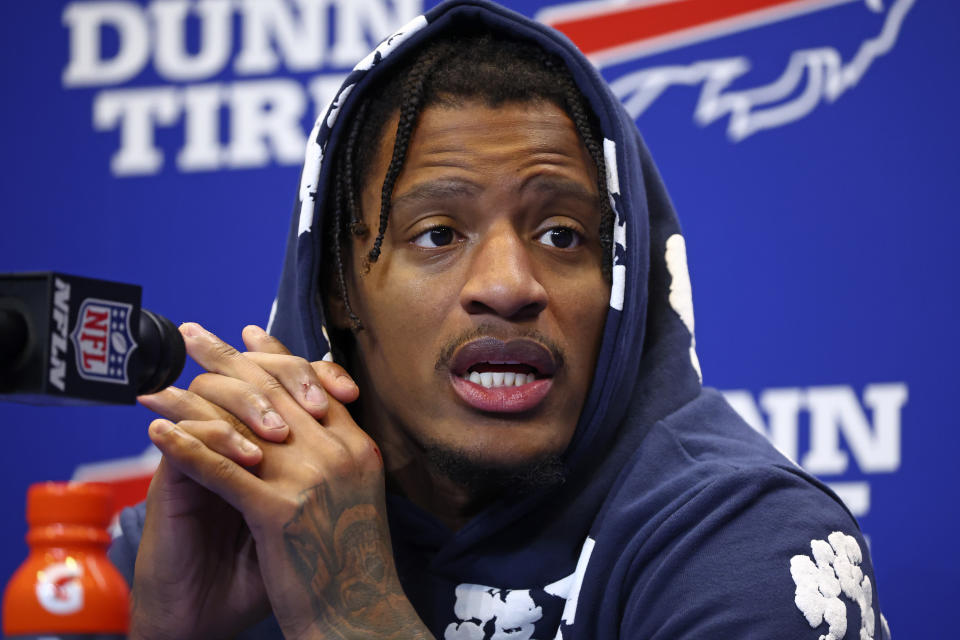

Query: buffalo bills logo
<box><xmin>70</xmin><ymin>298</ymin><xmax>137</xmax><ymax>384</ymax></box>
<box><xmin>539</xmin><ymin>0</ymin><xmax>916</xmax><ymax>140</ymax></box>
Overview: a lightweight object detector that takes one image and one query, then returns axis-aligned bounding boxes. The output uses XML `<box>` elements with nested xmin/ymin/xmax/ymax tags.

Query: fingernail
<box><xmin>239</xmin><ymin>438</ymin><xmax>260</xmax><ymax>455</ymax></box>
<box><xmin>262</xmin><ymin>410</ymin><xmax>287</xmax><ymax>430</ymax></box>
<box><xmin>151</xmin><ymin>419</ymin><xmax>174</xmax><ymax>435</ymax></box>
<box><xmin>180</xmin><ymin>322</ymin><xmax>206</xmax><ymax>338</ymax></box>
<box><xmin>305</xmin><ymin>384</ymin><xmax>327</xmax><ymax>406</ymax></box>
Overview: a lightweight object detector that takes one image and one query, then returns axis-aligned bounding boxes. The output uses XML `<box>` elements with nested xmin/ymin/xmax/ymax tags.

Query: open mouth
<box><xmin>450</xmin><ymin>337</ymin><xmax>556</xmax><ymax>384</ymax></box>
<box><xmin>460</xmin><ymin>362</ymin><xmax>540</xmax><ymax>388</ymax></box>
<box><xmin>448</xmin><ymin>337</ymin><xmax>557</xmax><ymax>413</ymax></box>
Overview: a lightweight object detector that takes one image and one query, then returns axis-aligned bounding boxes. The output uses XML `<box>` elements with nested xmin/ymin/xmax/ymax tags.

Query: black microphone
<box><xmin>0</xmin><ymin>272</ymin><xmax>185</xmax><ymax>405</ymax></box>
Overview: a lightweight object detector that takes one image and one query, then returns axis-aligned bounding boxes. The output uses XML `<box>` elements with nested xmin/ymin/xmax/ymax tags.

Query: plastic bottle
<box><xmin>3</xmin><ymin>482</ymin><xmax>129</xmax><ymax>638</ymax></box>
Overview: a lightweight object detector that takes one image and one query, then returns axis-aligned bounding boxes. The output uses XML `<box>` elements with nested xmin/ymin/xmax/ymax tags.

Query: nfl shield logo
<box><xmin>70</xmin><ymin>298</ymin><xmax>137</xmax><ymax>384</ymax></box>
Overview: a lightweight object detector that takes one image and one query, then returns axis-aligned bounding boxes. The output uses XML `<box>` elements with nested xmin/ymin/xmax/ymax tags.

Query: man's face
<box><xmin>339</xmin><ymin>100</ymin><xmax>610</xmax><ymax>482</ymax></box>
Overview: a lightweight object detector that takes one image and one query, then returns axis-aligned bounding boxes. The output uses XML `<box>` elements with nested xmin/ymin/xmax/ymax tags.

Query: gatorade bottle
<box><xmin>3</xmin><ymin>482</ymin><xmax>129</xmax><ymax>639</ymax></box>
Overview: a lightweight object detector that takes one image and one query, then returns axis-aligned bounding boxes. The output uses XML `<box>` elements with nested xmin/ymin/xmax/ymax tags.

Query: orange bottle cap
<box><xmin>26</xmin><ymin>482</ymin><xmax>114</xmax><ymax>528</ymax></box>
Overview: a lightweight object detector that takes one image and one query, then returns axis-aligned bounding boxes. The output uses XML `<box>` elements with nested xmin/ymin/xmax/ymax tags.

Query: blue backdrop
<box><xmin>1</xmin><ymin>1</ymin><xmax>956</xmax><ymax>635</ymax></box>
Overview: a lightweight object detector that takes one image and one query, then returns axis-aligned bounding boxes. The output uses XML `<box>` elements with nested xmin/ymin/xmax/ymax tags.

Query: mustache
<box><xmin>434</xmin><ymin>323</ymin><xmax>566</xmax><ymax>372</ymax></box>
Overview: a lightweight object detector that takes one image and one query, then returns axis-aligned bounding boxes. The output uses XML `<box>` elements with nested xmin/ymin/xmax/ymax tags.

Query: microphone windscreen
<box><xmin>137</xmin><ymin>310</ymin><xmax>186</xmax><ymax>395</ymax></box>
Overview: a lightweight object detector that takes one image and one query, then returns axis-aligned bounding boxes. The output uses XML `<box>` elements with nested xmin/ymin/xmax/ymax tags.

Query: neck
<box><xmin>384</xmin><ymin>457</ymin><xmax>496</xmax><ymax>531</ymax></box>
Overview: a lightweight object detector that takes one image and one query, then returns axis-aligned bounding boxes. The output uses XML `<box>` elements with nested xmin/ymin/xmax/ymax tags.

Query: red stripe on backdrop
<box><xmin>545</xmin><ymin>0</ymin><xmax>842</xmax><ymax>56</ymax></box>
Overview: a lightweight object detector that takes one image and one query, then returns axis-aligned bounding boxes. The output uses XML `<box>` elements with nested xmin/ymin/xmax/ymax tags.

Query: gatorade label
<box><xmin>35</xmin><ymin>562</ymin><xmax>83</xmax><ymax>615</ymax></box>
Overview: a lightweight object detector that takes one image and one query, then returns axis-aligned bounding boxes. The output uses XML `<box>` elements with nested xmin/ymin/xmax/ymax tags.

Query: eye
<box><xmin>537</xmin><ymin>226</ymin><xmax>582</xmax><ymax>249</ymax></box>
<box><xmin>412</xmin><ymin>226</ymin><xmax>457</xmax><ymax>248</ymax></box>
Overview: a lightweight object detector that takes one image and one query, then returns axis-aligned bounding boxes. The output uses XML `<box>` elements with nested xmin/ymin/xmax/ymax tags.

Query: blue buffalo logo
<box><xmin>70</xmin><ymin>298</ymin><xmax>137</xmax><ymax>384</ymax></box>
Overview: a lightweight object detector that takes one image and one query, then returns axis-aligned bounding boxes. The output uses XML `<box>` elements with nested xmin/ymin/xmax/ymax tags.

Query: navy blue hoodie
<box><xmin>111</xmin><ymin>1</ymin><xmax>889</xmax><ymax>638</ymax></box>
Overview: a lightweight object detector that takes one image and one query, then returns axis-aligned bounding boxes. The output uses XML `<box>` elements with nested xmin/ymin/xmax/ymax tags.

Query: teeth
<box><xmin>464</xmin><ymin>371</ymin><xmax>536</xmax><ymax>388</ymax></box>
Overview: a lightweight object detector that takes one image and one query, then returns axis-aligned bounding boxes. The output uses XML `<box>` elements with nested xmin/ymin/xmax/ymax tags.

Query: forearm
<box><xmin>273</xmin><ymin>486</ymin><xmax>435</xmax><ymax>640</ymax></box>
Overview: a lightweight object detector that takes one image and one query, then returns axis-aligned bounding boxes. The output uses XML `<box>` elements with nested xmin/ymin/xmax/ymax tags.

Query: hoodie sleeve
<box><xmin>615</xmin><ymin>467</ymin><xmax>890</xmax><ymax>640</ymax></box>
<box><xmin>107</xmin><ymin>501</ymin><xmax>147</xmax><ymax>588</ymax></box>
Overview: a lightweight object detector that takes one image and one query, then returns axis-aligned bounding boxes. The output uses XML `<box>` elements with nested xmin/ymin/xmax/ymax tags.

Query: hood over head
<box><xmin>268</xmin><ymin>0</ymin><xmax>703</xmax><ymax>578</ymax></box>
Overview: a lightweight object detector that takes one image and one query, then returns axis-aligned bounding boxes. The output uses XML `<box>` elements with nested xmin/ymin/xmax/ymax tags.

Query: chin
<box><xmin>423</xmin><ymin>441</ymin><xmax>568</xmax><ymax>495</ymax></box>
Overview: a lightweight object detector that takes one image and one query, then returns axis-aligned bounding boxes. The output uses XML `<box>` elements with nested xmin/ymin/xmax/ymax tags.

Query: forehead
<box><xmin>366</xmin><ymin>100</ymin><xmax>597</xmax><ymax>201</ymax></box>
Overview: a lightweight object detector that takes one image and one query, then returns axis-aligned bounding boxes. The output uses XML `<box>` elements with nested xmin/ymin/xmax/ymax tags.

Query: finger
<box><xmin>242</xmin><ymin>324</ymin><xmax>359</xmax><ymax>405</ymax></box>
<box><xmin>138</xmin><ymin>385</ymin><xmax>227</xmax><ymax>424</ymax></box>
<box><xmin>164</xmin><ymin>417</ymin><xmax>263</xmax><ymax>467</ymax></box>
<box><xmin>188</xmin><ymin>372</ymin><xmax>290</xmax><ymax>443</ymax></box>
<box><xmin>149</xmin><ymin>419</ymin><xmax>268</xmax><ymax>513</ymax></box>
<box><xmin>239</xmin><ymin>352</ymin><xmax>330</xmax><ymax>419</ymax></box>
<box><xmin>310</xmin><ymin>360</ymin><xmax>360</xmax><ymax>404</ymax></box>
<box><xmin>180</xmin><ymin>322</ymin><xmax>306</xmax><ymax>422</ymax></box>
<box><xmin>241</xmin><ymin>325</ymin><xmax>292</xmax><ymax>356</ymax></box>
<box><xmin>181</xmin><ymin>323</ymin><xmax>339</xmax><ymax>444</ymax></box>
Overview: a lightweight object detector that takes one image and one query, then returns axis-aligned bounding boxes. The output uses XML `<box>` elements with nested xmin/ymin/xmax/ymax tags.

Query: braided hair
<box><xmin>326</xmin><ymin>29</ymin><xmax>614</xmax><ymax>331</ymax></box>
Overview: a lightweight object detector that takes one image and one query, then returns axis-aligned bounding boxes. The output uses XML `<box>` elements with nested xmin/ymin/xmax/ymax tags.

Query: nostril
<box><xmin>510</xmin><ymin>300</ymin><xmax>547</xmax><ymax>321</ymax></box>
<box><xmin>463</xmin><ymin>299</ymin><xmax>497</xmax><ymax>316</ymax></box>
<box><xmin>462</xmin><ymin>297</ymin><xmax>546</xmax><ymax>320</ymax></box>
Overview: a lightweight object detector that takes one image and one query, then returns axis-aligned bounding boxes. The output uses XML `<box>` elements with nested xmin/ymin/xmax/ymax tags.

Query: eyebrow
<box><xmin>520</xmin><ymin>174</ymin><xmax>600</xmax><ymax>207</ymax></box>
<box><xmin>392</xmin><ymin>179</ymin><xmax>480</xmax><ymax>208</ymax></box>
<box><xmin>389</xmin><ymin>175</ymin><xmax>600</xmax><ymax>210</ymax></box>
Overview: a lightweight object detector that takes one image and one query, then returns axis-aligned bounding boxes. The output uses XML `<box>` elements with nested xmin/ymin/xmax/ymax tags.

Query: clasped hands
<box><xmin>131</xmin><ymin>323</ymin><xmax>431</xmax><ymax>640</ymax></box>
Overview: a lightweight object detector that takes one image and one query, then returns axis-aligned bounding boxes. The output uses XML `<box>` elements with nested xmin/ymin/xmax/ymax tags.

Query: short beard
<box><xmin>423</xmin><ymin>445</ymin><xmax>567</xmax><ymax>499</ymax></box>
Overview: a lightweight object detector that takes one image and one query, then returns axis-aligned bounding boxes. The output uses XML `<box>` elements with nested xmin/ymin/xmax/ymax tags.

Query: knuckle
<box><xmin>360</xmin><ymin>439</ymin><xmax>383</xmax><ymax>471</ymax></box>
<box><xmin>209</xmin><ymin>456</ymin><xmax>236</xmax><ymax>483</ymax></box>
<box><xmin>209</xmin><ymin>419</ymin><xmax>236</xmax><ymax>445</ymax></box>
<box><xmin>171</xmin><ymin>390</ymin><xmax>195</xmax><ymax>416</ymax></box>
<box><xmin>178</xmin><ymin>428</ymin><xmax>207</xmax><ymax>454</ymax></box>
<box><xmin>243</xmin><ymin>387</ymin><xmax>270</xmax><ymax>412</ymax></box>
<box><xmin>259</xmin><ymin>375</ymin><xmax>285</xmax><ymax>395</ymax></box>
<box><xmin>210</xmin><ymin>340</ymin><xmax>239</xmax><ymax>361</ymax></box>
<box><xmin>325</xmin><ymin>443</ymin><xmax>356</xmax><ymax>477</ymax></box>
<box><xmin>228</xmin><ymin>418</ymin><xmax>255</xmax><ymax>442</ymax></box>
<box><xmin>291</xmin><ymin>356</ymin><xmax>313</xmax><ymax>378</ymax></box>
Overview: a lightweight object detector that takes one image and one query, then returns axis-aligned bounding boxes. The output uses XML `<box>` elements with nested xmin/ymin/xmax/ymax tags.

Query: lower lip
<box><xmin>450</xmin><ymin>375</ymin><xmax>553</xmax><ymax>413</ymax></box>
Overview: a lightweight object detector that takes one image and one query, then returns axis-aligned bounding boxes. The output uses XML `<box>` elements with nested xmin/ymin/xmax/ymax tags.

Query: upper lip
<box><xmin>448</xmin><ymin>337</ymin><xmax>557</xmax><ymax>377</ymax></box>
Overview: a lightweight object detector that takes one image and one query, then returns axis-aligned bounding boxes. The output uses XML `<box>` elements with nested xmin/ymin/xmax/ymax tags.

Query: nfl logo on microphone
<box><xmin>70</xmin><ymin>299</ymin><xmax>137</xmax><ymax>385</ymax></box>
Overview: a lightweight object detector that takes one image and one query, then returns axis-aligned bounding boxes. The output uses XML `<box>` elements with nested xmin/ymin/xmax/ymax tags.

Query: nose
<box><xmin>459</xmin><ymin>222</ymin><xmax>549</xmax><ymax>320</ymax></box>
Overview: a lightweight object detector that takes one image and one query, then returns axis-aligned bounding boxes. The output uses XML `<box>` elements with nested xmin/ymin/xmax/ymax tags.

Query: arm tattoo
<box><xmin>283</xmin><ymin>483</ymin><xmax>433</xmax><ymax>639</ymax></box>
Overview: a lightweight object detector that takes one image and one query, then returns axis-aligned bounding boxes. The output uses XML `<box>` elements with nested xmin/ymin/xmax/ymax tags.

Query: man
<box><xmin>111</xmin><ymin>1</ymin><xmax>890</xmax><ymax>638</ymax></box>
